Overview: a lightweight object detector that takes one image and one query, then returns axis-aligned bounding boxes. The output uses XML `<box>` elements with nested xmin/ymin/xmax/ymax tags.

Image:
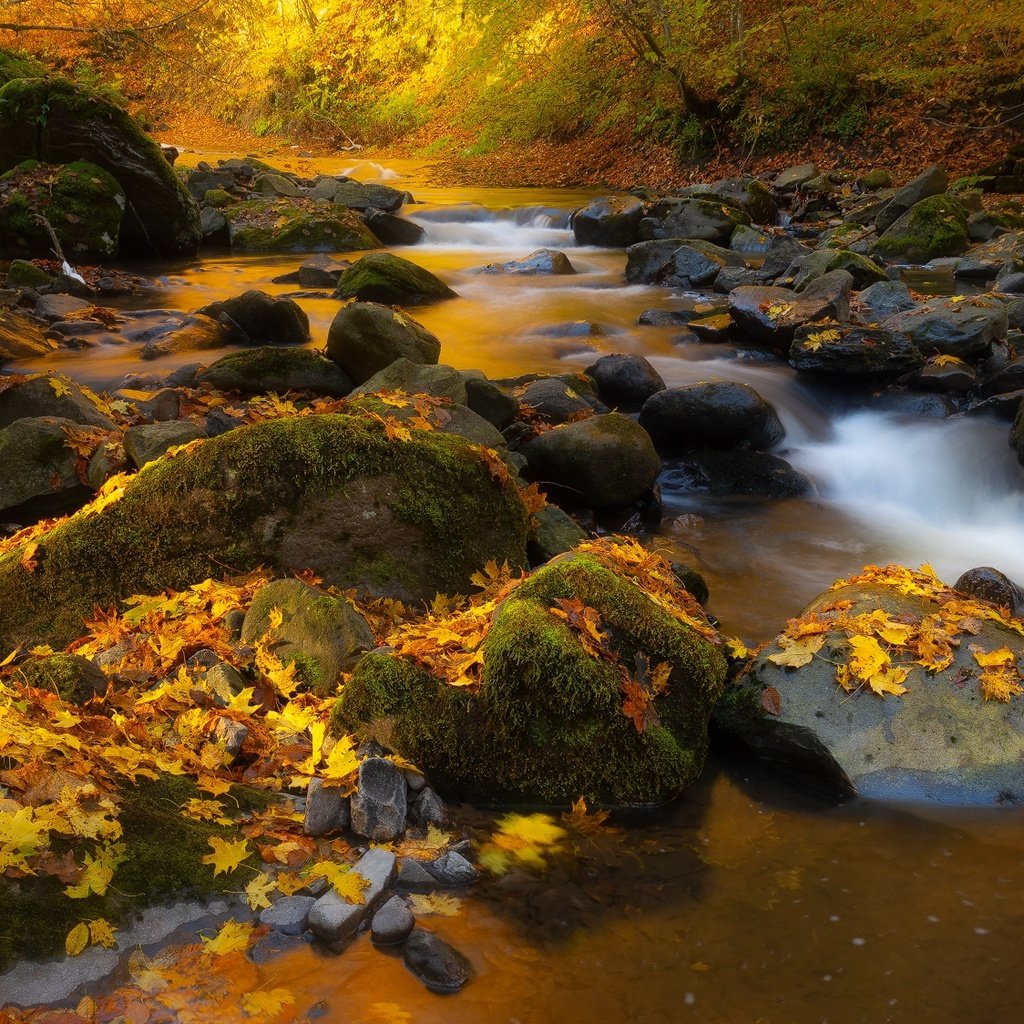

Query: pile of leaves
<box><xmin>759</xmin><ymin>563</ymin><xmax>1024</xmax><ymax>703</ymax></box>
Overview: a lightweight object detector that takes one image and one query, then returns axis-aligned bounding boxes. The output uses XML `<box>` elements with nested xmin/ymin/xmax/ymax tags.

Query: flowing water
<box><xmin>11</xmin><ymin>155</ymin><xmax>1024</xmax><ymax>1021</ymax></box>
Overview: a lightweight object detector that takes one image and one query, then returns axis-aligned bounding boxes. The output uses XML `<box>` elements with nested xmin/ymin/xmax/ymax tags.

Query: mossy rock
<box><xmin>13</xmin><ymin>652</ymin><xmax>107</xmax><ymax>703</ymax></box>
<box><xmin>793</xmin><ymin>249</ymin><xmax>888</xmax><ymax>291</ymax></box>
<box><xmin>0</xmin><ymin>413</ymin><xmax>530</xmax><ymax>648</ymax></box>
<box><xmin>0</xmin><ymin>77</ymin><xmax>200</xmax><ymax>256</ymax></box>
<box><xmin>224</xmin><ymin>198</ymin><xmax>379</xmax><ymax>252</ymax></box>
<box><xmin>327</xmin><ymin>301</ymin><xmax>442</xmax><ymax>385</ymax></box>
<box><xmin>5</xmin><ymin>258</ymin><xmax>54</xmax><ymax>289</ymax></box>
<box><xmin>872</xmin><ymin>195</ymin><xmax>969</xmax><ymax>263</ymax></box>
<box><xmin>200</xmin><ymin>346</ymin><xmax>354</xmax><ymax>396</ymax></box>
<box><xmin>0</xmin><ymin>48</ymin><xmax>46</xmax><ymax>87</ymax></box>
<box><xmin>0</xmin><ymin>160</ymin><xmax>125</xmax><ymax>260</ymax></box>
<box><xmin>0</xmin><ymin>775</ymin><xmax>265</xmax><ymax>972</ymax></box>
<box><xmin>333</xmin><ymin>553</ymin><xmax>727</xmax><ymax>804</ymax></box>
<box><xmin>334</xmin><ymin>253</ymin><xmax>458</xmax><ymax>306</ymax></box>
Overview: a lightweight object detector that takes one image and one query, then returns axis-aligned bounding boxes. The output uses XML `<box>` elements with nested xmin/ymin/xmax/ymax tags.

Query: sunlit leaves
<box><xmin>241</xmin><ymin>988</ymin><xmax>296</xmax><ymax>1018</ymax></box>
<box><xmin>477</xmin><ymin>812</ymin><xmax>568</xmax><ymax>875</ymax></box>
<box><xmin>244</xmin><ymin>871</ymin><xmax>277</xmax><ymax>911</ymax></box>
<box><xmin>201</xmin><ymin>918</ymin><xmax>252</xmax><ymax>955</ymax></box>
<box><xmin>306</xmin><ymin>860</ymin><xmax>368</xmax><ymax>903</ymax></box>
<box><xmin>767</xmin><ymin>633</ymin><xmax>825</xmax><ymax>668</ymax></box>
<box><xmin>201</xmin><ymin>837</ymin><xmax>250</xmax><ymax>876</ymax></box>
<box><xmin>407</xmin><ymin>892</ymin><xmax>462</xmax><ymax>916</ymax></box>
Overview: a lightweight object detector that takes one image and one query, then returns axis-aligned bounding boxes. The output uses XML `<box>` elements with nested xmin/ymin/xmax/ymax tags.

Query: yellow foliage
<box><xmin>201</xmin><ymin>919</ymin><xmax>253</xmax><ymax>955</ymax></box>
<box><xmin>201</xmin><ymin>836</ymin><xmax>250</xmax><ymax>876</ymax></box>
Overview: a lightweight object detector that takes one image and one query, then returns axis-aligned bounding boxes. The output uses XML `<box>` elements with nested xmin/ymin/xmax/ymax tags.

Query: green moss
<box><xmin>14</xmin><ymin>653</ymin><xmax>104</xmax><ymax>703</ymax></box>
<box><xmin>224</xmin><ymin>199</ymin><xmax>379</xmax><ymax>252</ymax></box>
<box><xmin>334</xmin><ymin>253</ymin><xmax>458</xmax><ymax>305</ymax></box>
<box><xmin>0</xmin><ymin>414</ymin><xmax>529</xmax><ymax>648</ymax></box>
<box><xmin>204</xmin><ymin>187</ymin><xmax>234</xmax><ymax>208</ymax></box>
<box><xmin>0</xmin><ymin>48</ymin><xmax>45</xmax><ymax>87</ymax></box>
<box><xmin>873</xmin><ymin>195</ymin><xmax>969</xmax><ymax>263</ymax></box>
<box><xmin>334</xmin><ymin>554</ymin><xmax>727</xmax><ymax>804</ymax></box>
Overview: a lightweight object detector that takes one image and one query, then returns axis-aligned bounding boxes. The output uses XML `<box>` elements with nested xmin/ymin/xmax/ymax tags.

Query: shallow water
<box><xmin>9</xmin><ymin>154</ymin><xmax>1024</xmax><ymax>1020</ymax></box>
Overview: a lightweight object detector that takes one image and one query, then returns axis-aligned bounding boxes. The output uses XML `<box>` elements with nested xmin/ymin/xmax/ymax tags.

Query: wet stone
<box><xmin>307</xmin><ymin>848</ymin><xmax>397</xmax><ymax>943</ymax></box>
<box><xmin>403</xmin><ymin>929</ymin><xmax>475</xmax><ymax>993</ymax></box>
<box><xmin>413</xmin><ymin>787</ymin><xmax>447</xmax><ymax>826</ymax></box>
<box><xmin>350</xmin><ymin>757</ymin><xmax>409</xmax><ymax>841</ymax></box>
<box><xmin>246</xmin><ymin>929</ymin><xmax>306</xmax><ymax>965</ymax></box>
<box><xmin>428</xmin><ymin>850</ymin><xmax>480</xmax><ymax>887</ymax></box>
<box><xmin>371</xmin><ymin>896</ymin><xmax>415</xmax><ymax>945</ymax></box>
<box><xmin>259</xmin><ymin>895</ymin><xmax>316</xmax><ymax>936</ymax></box>
<box><xmin>395</xmin><ymin>857</ymin><xmax>441</xmax><ymax>892</ymax></box>
<box><xmin>304</xmin><ymin>777</ymin><xmax>350</xmax><ymax>837</ymax></box>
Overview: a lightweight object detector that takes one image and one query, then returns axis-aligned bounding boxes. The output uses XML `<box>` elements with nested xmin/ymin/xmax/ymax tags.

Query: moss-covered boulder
<box><xmin>0</xmin><ymin>372</ymin><xmax>115</xmax><ymax>430</ymax></box>
<box><xmin>0</xmin><ymin>416</ymin><xmax>89</xmax><ymax>515</ymax></box>
<box><xmin>715</xmin><ymin>569</ymin><xmax>1024</xmax><ymax>804</ymax></box>
<box><xmin>792</xmin><ymin>249</ymin><xmax>888</xmax><ymax>291</ymax></box>
<box><xmin>333</xmin><ymin>552</ymin><xmax>727</xmax><ymax>803</ymax></box>
<box><xmin>639</xmin><ymin>197</ymin><xmax>751</xmax><ymax>245</ymax></box>
<box><xmin>334</xmin><ymin>253</ymin><xmax>458</xmax><ymax>306</ymax></box>
<box><xmin>199</xmin><ymin>347</ymin><xmax>354</xmax><ymax>396</ymax></box>
<box><xmin>224</xmin><ymin>198</ymin><xmax>379</xmax><ymax>252</ymax></box>
<box><xmin>13</xmin><ymin>652</ymin><xmax>107</xmax><ymax>703</ymax></box>
<box><xmin>327</xmin><ymin>302</ymin><xmax>442</xmax><ymax>385</ymax></box>
<box><xmin>196</xmin><ymin>290</ymin><xmax>309</xmax><ymax>346</ymax></box>
<box><xmin>0</xmin><ymin>414</ymin><xmax>530</xmax><ymax>648</ymax></box>
<box><xmin>872</xmin><ymin>195</ymin><xmax>969</xmax><ymax>263</ymax></box>
<box><xmin>241</xmin><ymin>578</ymin><xmax>376</xmax><ymax>695</ymax></box>
<box><xmin>0</xmin><ymin>78</ymin><xmax>200</xmax><ymax>256</ymax></box>
<box><xmin>0</xmin><ymin>160</ymin><xmax>125</xmax><ymax>260</ymax></box>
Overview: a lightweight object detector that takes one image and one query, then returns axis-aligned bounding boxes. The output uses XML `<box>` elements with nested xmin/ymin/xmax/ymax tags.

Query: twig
<box><xmin>30</xmin><ymin>212</ymin><xmax>67</xmax><ymax>265</ymax></box>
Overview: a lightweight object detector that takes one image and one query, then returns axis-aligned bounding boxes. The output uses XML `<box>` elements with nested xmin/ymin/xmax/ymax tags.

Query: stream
<box><xmin>12</xmin><ymin>155</ymin><xmax>1024</xmax><ymax>1022</ymax></box>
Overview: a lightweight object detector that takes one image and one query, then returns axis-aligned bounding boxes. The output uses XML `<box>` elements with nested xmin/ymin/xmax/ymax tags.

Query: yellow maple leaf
<box><xmin>202</xmin><ymin>918</ymin><xmax>253</xmax><ymax>955</ymax></box>
<box><xmin>478</xmin><ymin>812</ymin><xmax>567</xmax><ymax>875</ymax></box>
<box><xmin>65</xmin><ymin>922</ymin><xmax>89</xmax><ymax>957</ymax></box>
<box><xmin>767</xmin><ymin>633</ymin><xmax>825</xmax><ymax>668</ymax></box>
<box><xmin>321</xmin><ymin>734</ymin><xmax>360</xmax><ymax>786</ymax></box>
<box><xmin>847</xmin><ymin>634</ymin><xmax>888</xmax><ymax>679</ymax></box>
<box><xmin>245</xmin><ymin>871</ymin><xmax>277</xmax><ymax>911</ymax></box>
<box><xmin>802</xmin><ymin>328</ymin><xmax>842</xmax><ymax>351</ymax></box>
<box><xmin>979</xmin><ymin>669</ymin><xmax>1024</xmax><ymax>702</ymax></box>
<box><xmin>971</xmin><ymin>646</ymin><xmax>1017</xmax><ymax>669</ymax></box>
<box><xmin>725</xmin><ymin>636</ymin><xmax>748</xmax><ymax>659</ymax></box>
<box><xmin>241</xmin><ymin>988</ymin><xmax>296</xmax><ymax>1018</ymax></box>
<box><xmin>201</xmin><ymin>836</ymin><xmax>250</xmax><ymax>876</ymax></box>
<box><xmin>49</xmin><ymin>376</ymin><xmax>72</xmax><ymax>398</ymax></box>
<box><xmin>866</xmin><ymin>665</ymin><xmax>909</xmax><ymax>697</ymax></box>
<box><xmin>88</xmin><ymin>918</ymin><xmax>117</xmax><ymax>949</ymax></box>
<box><xmin>274</xmin><ymin>871</ymin><xmax>308</xmax><ymax>896</ymax></box>
<box><xmin>267</xmin><ymin>606</ymin><xmax>284</xmax><ymax>630</ymax></box>
<box><xmin>197</xmin><ymin>774</ymin><xmax>234</xmax><ymax>797</ymax></box>
<box><xmin>407</xmin><ymin>892</ymin><xmax>462</xmax><ymax>916</ymax></box>
<box><xmin>932</xmin><ymin>354</ymin><xmax>962</xmax><ymax>367</ymax></box>
<box><xmin>306</xmin><ymin>861</ymin><xmax>368</xmax><ymax>903</ymax></box>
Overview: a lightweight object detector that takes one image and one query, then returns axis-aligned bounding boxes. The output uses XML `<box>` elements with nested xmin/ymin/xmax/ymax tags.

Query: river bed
<box><xmin>10</xmin><ymin>154</ymin><xmax>1024</xmax><ymax>1022</ymax></box>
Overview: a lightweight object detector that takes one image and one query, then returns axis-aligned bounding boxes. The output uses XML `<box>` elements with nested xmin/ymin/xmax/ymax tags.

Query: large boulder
<box><xmin>584</xmin><ymin>354</ymin><xmax>665</xmax><ymax>410</ymax></box>
<box><xmin>332</xmin><ymin>551</ymin><xmax>728</xmax><ymax>803</ymax></box>
<box><xmin>0</xmin><ymin>373</ymin><xmax>115</xmax><ymax>430</ymax></box>
<box><xmin>224</xmin><ymin>199</ymin><xmax>379</xmax><ymax>253</ymax></box>
<box><xmin>639</xmin><ymin>198</ymin><xmax>750</xmax><ymax>245</ymax></box>
<box><xmin>334</xmin><ymin>253</ymin><xmax>457</xmax><ymax>305</ymax></box>
<box><xmin>0</xmin><ymin>78</ymin><xmax>200</xmax><ymax>256</ymax></box>
<box><xmin>625</xmin><ymin>238</ymin><xmax>742</xmax><ymax>285</ymax></box>
<box><xmin>0</xmin><ymin>160</ymin><xmax>125</xmax><ymax>260</ymax></box>
<box><xmin>715</xmin><ymin>566</ymin><xmax>1024</xmax><ymax>804</ymax></box>
<box><xmin>195</xmin><ymin>291</ymin><xmax>309</xmax><ymax>346</ymax></box>
<box><xmin>881</xmin><ymin>297</ymin><xmax>1007</xmax><ymax>359</ymax></box>
<box><xmin>332</xmin><ymin>180</ymin><xmax>406</xmax><ymax>213</ymax></box>
<box><xmin>711</xmin><ymin>178</ymin><xmax>778</xmax><ymax>225</ymax></box>
<box><xmin>639</xmin><ymin>381</ymin><xmax>784</xmax><ymax>453</ymax></box>
<box><xmin>874</xmin><ymin>164</ymin><xmax>948</xmax><ymax>233</ymax></box>
<box><xmin>572</xmin><ymin>196</ymin><xmax>645</xmax><ymax>247</ymax></box>
<box><xmin>522</xmin><ymin>413</ymin><xmax>659</xmax><ymax>510</ymax></box>
<box><xmin>872</xmin><ymin>195</ymin><xmax>969</xmax><ymax>263</ymax></box>
<box><xmin>789</xmin><ymin>324</ymin><xmax>924</xmax><ymax>377</ymax></box>
<box><xmin>0</xmin><ymin>414</ymin><xmax>531</xmax><ymax>648</ymax></box>
<box><xmin>791</xmin><ymin>249</ymin><xmax>888</xmax><ymax>291</ymax></box>
<box><xmin>199</xmin><ymin>347</ymin><xmax>353</xmax><ymax>397</ymax></box>
<box><xmin>327</xmin><ymin>302</ymin><xmax>442</xmax><ymax>385</ymax></box>
<box><xmin>0</xmin><ymin>416</ymin><xmax>86</xmax><ymax>515</ymax></box>
<box><xmin>475</xmin><ymin>249</ymin><xmax>576</xmax><ymax>275</ymax></box>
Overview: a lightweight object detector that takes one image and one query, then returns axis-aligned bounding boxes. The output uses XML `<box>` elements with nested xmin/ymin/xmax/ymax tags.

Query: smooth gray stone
<box><xmin>371</xmin><ymin>895</ymin><xmax>415</xmax><ymax>945</ymax></box>
<box><xmin>403</xmin><ymin>929</ymin><xmax>475</xmax><ymax>993</ymax></box>
<box><xmin>259</xmin><ymin>895</ymin><xmax>316</xmax><ymax>935</ymax></box>
<box><xmin>307</xmin><ymin>848</ymin><xmax>397</xmax><ymax>943</ymax></box>
<box><xmin>428</xmin><ymin>850</ymin><xmax>480</xmax><ymax>887</ymax></box>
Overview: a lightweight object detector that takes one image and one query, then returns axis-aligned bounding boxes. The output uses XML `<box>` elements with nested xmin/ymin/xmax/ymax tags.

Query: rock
<box><xmin>185</xmin><ymin>166</ymin><xmax>238</xmax><ymax>200</ymax></box>
<box><xmin>212</xmin><ymin>716</ymin><xmax>248</xmax><ymax>758</ymax></box>
<box><xmin>981</xmin><ymin>357</ymin><xmax>1024</xmax><ymax>396</ymax></box>
<box><xmin>0</xmin><ymin>414</ymin><xmax>531</xmax><ymax>648</ymax></box>
<box><xmin>334</xmin><ymin>552</ymin><xmax>726</xmax><ymax>803</ymax></box>
<box><xmin>584</xmin><ymin>354</ymin><xmax>665</xmax><ymax>409</ymax></box>
<box><xmin>523</xmin><ymin>413</ymin><xmax>659</xmax><ymax>510</ymax></box>
<box><xmin>639</xmin><ymin>198</ymin><xmax>750</xmax><ymax>245</ymax></box>
<box><xmin>529</xmin><ymin>505</ymin><xmax>587</xmax><ymax>563</ymax></box>
<box><xmin>199</xmin><ymin>206</ymin><xmax>229</xmax><ymax>243</ymax></box>
<box><xmin>225</xmin><ymin>199</ymin><xmax>379</xmax><ymax>253</ymax></box>
<box><xmin>241</xmin><ymin>578</ymin><xmax>376</xmax><ymax>695</ymax></box>
<box><xmin>297</xmin><ymin>254</ymin><xmax>351</xmax><ymax>288</ymax></box>
<box><xmin>412</xmin><ymin>787</ymin><xmax>447</xmax><ymax>826</ymax></box>
<box><xmin>464</xmin><ymin>375</ymin><xmax>518</xmax><ymax>430</ymax></box>
<box><xmin>364</xmin><ymin>209</ymin><xmax>425</xmax><ymax>247</ymax></box>
<box><xmin>476</xmin><ymin>248</ymin><xmax>576</xmax><ymax>275</ymax></box>
<box><xmin>853</xmin><ymin>280</ymin><xmax>917</xmax><ymax>323</ymax></box>
<box><xmin>35</xmin><ymin>294</ymin><xmax>91</xmax><ymax>323</ymax></box>
<box><xmin>403</xmin><ymin>930</ymin><xmax>474</xmax><ymax>994</ymax></box>
<box><xmin>713</xmin><ymin>266</ymin><xmax>761</xmax><ymax>292</ymax></box>
<box><xmin>396</xmin><ymin>857</ymin><xmax>439</xmax><ymax>891</ymax></box>
<box><xmin>759</xmin><ymin>235</ymin><xmax>813</xmax><ymax>280</ymax></box>
<box><xmin>711</xmin><ymin>178</ymin><xmax>778</xmax><ymax>224</ymax></box>
<box><xmin>0</xmin><ymin>373</ymin><xmax>115</xmax><ymax>429</ymax></box>
<box><xmin>881</xmin><ymin>297</ymin><xmax>1007</xmax><ymax>359</ymax></box>
<box><xmin>715</xmin><ymin>573</ymin><xmax>1024</xmax><ymax>803</ymax></box>
<box><xmin>427</xmin><ymin>850</ymin><xmax>479</xmax><ymax>886</ymax></box>
<box><xmin>729</xmin><ymin>223</ymin><xmax>772</xmax><ymax>255</ymax></box>
<box><xmin>874</xmin><ymin>164</ymin><xmax>948</xmax><ymax>233</ymax></box>
<box><xmin>303</xmin><ymin>777</ymin><xmax>350</xmax><ymax>837</ymax></box>
<box><xmin>0</xmin><ymin>307</ymin><xmax>53</xmax><ymax>363</ymax></box>
<box><xmin>639</xmin><ymin>381</ymin><xmax>784</xmax><ymax>453</ymax></box>
<box><xmin>12</xmin><ymin>652</ymin><xmax>107</xmax><ymax>703</ymax></box>
<box><xmin>307</xmin><ymin>848</ymin><xmax>397</xmax><ymax>943</ymax></box>
<box><xmin>995</xmin><ymin>272</ymin><xmax>1024</xmax><ymax>295</ymax></box>
<box><xmin>259</xmin><ymin>895</ymin><xmax>316</xmax><ymax>936</ymax></box>
<box><xmin>350</xmin><ymin>359</ymin><xmax>466</xmax><ymax>405</ymax></box>
<box><xmin>334</xmin><ymin>253</ymin><xmax>457</xmax><ymax>305</ymax></box>
<box><xmin>954</xmin><ymin>567</ymin><xmax>1024</xmax><ymax>613</ymax></box>
<box><xmin>0</xmin><ymin>160</ymin><xmax>125</xmax><ymax>260</ymax></box>
<box><xmin>327</xmin><ymin>303</ymin><xmax>442</xmax><ymax>386</ymax></box>
<box><xmin>791</xmin><ymin>249</ymin><xmax>888</xmax><ymax>291</ymax></box>
<box><xmin>199</xmin><ymin>347</ymin><xmax>353</xmax><ymax>397</ymax></box>
<box><xmin>518</xmin><ymin>375</ymin><xmax>604</xmax><ymax>424</ymax></box>
<box><xmin>371</xmin><ymin>896</ymin><xmax>415</xmax><ymax>945</ymax></box>
<box><xmin>873</xmin><ymin>195</ymin><xmax>969</xmax><ymax>263</ymax></box>
<box><xmin>123</xmin><ymin>421</ymin><xmax>206</xmax><ymax>468</ymax></box>
<box><xmin>139</xmin><ymin>314</ymin><xmax>229</xmax><ymax>360</ymax></box>
<box><xmin>967</xmin><ymin>209</ymin><xmax>1024</xmax><ymax>242</ymax></box>
<box><xmin>956</xmin><ymin>231</ymin><xmax>1024</xmax><ymax>279</ymax></box>
<box><xmin>663</xmin><ymin>450</ymin><xmax>810</xmax><ymax>498</ymax></box>
<box><xmin>205</xmin><ymin>662</ymin><xmax>245</xmax><ymax>703</ymax></box>
<box><xmin>789</xmin><ymin>324</ymin><xmax>924</xmax><ymax>377</ymax></box>
<box><xmin>256</xmin><ymin>172</ymin><xmax>303</xmax><ymax>198</ymax></box>
<box><xmin>0</xmin><ymin>78</ymin><xmax>200</xmax><ymax>256</ymax></box>
<box><xmin>332</xmin><ymin>180</ymin><xmax>406</xmax><ymax>212</ymax></box>
<box><xmin>572</xmin><ymin>195</ymin><xmax>645</xmax><ymax>247</ymax></box>
<box><xmin>350</xmin><ymin>757</ymin><xmax>408</xmax><ymax>841</ymax></box>
<box><xmin>773</xmin><ymin>163</ymin><xmax>819</xmax><ymax>191</ymax></box>
<box><xmin>728</xmin><ymin>271</ymin><xmax>852</xmax><ymax>349</ymax></box>
<box><xmin>196</xmin><ymin>290</ymin><xmax>309</xmax><ymax>346</ymax></box>
<box><xmin>624</xmin><ymin>238</ymin><xmax>741</xmax><ymax>285</ymax></box>
<box><xmin>913</xmin><ymin>359</ymin><xmax>977</xmax><ymax>393</ymax></box>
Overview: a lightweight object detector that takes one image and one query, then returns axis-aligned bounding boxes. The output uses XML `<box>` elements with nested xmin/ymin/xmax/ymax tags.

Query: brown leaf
<box><xmin>760</xmin><ymin>686</ymin><xmax>782</xmax><ymax>716</ymax></box>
